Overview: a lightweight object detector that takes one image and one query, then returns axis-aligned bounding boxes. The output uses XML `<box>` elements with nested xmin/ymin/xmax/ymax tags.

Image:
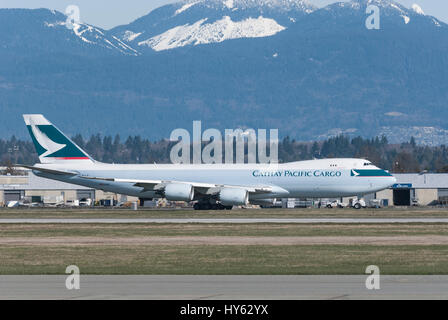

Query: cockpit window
<box><xmin>364</xmin><ymin>162</ymin><xmax>372</xmax><ymax>166</ymax></box>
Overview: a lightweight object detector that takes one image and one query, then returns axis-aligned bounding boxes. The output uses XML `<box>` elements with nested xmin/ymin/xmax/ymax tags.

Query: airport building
<box><xmin>374</xmin><ymin>173</ymin><xmax>448</xmax><ymax>206</ymax></box>
<box><xmin>0</xmin><ymin>169</ymin><xmax>137</xmax><ymax>207</ymax></box>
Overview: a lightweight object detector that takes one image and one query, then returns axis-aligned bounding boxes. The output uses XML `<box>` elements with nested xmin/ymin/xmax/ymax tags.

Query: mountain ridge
<box><xmin>0</xmin><ymin>8</ymin><xmax>138</xmax><ymax>56</ymax></box>
<box><xmin>0</xmin><ymin>0</ymin><xmax>447</xmax><ymax>145</ymax></box>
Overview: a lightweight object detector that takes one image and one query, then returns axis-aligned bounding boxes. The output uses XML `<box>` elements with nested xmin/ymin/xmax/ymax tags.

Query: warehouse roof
<box><xmin>394</xmin><ymin>173</ymin><xmax>448</xmax><ymax>189</ymax></box>
<box><xmin>0</xmin><ymin>171</ymin><xmax>92</xmax><ymax>190</ymax></box>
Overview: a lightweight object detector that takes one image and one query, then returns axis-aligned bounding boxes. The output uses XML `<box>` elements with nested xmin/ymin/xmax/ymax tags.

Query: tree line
<box><xmin>1</xmin><ymin>134</ymin><xmax>448</xmax><ymax>173</ymax></box>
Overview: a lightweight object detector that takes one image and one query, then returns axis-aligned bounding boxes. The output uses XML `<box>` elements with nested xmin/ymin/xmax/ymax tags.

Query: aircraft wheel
<box><xmin>202</xmin><ymin>203</ymin><xmax>212</xmax><ymax>210</ymax></box>
<box><xmin>194</xmin><ymin>202</ymin><xmax>231</xmax><ymax>211</ymax></box>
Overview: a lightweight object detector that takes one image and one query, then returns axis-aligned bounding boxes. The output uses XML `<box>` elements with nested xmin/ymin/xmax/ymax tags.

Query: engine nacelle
<box><xmin>164</xmin><ymin>183</ymin><xmax>194</xmax><ymax>201</ymax></box>
<box><xmin>219</xmin><ymin>188</ymin><xmax>249</xmax><ymax>206</ymax></box>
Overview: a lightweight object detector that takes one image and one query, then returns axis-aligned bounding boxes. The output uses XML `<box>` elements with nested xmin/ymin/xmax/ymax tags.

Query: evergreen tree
<box><xmin>1</xmin><ymin>134</ymin><xmax>447</xmax><ymax>173</ymax></box>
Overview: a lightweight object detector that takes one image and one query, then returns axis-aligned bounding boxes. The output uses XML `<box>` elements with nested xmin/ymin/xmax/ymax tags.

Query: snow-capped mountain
<box><xmin>1</xmin><ymin>0</ymin><xmax>448</xmax><ymax>143</ymax></box>
<box><xmin>138</xmin><ymin>16</ymin><xmax>286</xmax><ymax>51</ymax></box>
<box><xmin>45</xmin><ymin>21</ymin><xmax>139</xmax><ymax>56</ymax></box>
<box><xmin>109</xmin><ymin>0</ymin><xmax>447</xmax><ymax>52</ymax></box>
<box><xmin>111</xmin><ymin>0</ymin><xmax>316</xmax><ymax>51</ymax></box>
<box><xmin>316</xmin><ymin>0</ymin><xmax>444</xmax><ymax>28</ymax></box>
<box><xmin>0</xmin><ymin>9</ymin><xmax>138</xmax><ymax>56</ymax></box>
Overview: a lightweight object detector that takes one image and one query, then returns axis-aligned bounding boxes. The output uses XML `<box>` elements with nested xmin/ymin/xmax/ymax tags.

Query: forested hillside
<box><xmin>1</xmin><ymin>135</ymin><xmax>447</xmax><ymax>173</ymax></box>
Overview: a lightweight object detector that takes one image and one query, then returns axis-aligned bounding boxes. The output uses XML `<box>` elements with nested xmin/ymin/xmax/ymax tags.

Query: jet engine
<box><xmin>164</xmin><ymin>183</ymin><xmax>194</xmax><ymax>201</ymax></box>
<box><xmin>219</xmin><ymin>188</ymin><xmax>249</xmax><ymax>206</ymax></box>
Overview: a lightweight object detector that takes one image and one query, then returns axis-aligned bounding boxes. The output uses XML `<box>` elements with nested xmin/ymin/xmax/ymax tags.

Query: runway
<box><xmin>1</xmin><ymin>275</ymin><xmax>447</xmax><ymax>300</ymax></box>
<box><xmin>1</xmin><ymin>218</ymin><xmax>448</xmax><ymax>224</ymax></box>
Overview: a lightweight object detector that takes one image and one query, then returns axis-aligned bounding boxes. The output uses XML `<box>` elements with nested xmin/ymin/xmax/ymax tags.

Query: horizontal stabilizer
<box><xmin>15</xmin><ymin>165</ymin><xmax>77</xmax><ymax>176</ymax></box>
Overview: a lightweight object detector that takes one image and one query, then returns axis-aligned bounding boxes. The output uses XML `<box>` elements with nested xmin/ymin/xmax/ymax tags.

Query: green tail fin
<box><xmin>23</xmin><ymin>114</ymin><xmax>94</xmax><ymax>164</ymax></box>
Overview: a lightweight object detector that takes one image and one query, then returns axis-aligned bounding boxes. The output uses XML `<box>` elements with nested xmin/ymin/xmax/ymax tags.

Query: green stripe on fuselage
<box><xmin>352</xmin><ymin>169</ymin><xmax>392</xmax><ymax>177</ymax></box>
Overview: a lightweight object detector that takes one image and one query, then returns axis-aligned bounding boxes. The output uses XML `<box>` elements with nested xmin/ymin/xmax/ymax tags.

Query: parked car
<box><xmin>79</xmin><ymin>198</ymin><xmax>92</xmax><ymax>207</ymax></box>
<box><xmin>326</xmin><ymin>200</ymin><xmax>348</xmax><ymax>208</ymax></box>
<box><xmin>65</xmin><ymin>200</ymin><xmax>80</xmax><ymax>207</ymax></box>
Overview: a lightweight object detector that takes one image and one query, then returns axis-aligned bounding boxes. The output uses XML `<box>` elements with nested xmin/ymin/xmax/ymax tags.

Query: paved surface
<box><xmin>0</xmin><ymin>275</ymin><xmax>447</xmax><ymax>300</ymax></box>
<box><xmin>1</xmin><ymin>218</ymin><xmax>448</xmax><ymax>224</ymax></box>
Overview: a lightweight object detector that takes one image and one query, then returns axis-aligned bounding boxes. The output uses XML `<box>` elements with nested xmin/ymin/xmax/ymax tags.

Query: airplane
<box><xmin>19</xmin><ymin>114</ymin><xmax>397</xmax><ymax>210</ymax></box>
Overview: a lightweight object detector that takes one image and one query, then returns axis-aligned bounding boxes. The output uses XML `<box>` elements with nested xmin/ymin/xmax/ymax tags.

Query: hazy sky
<box><xmin>1</xmin><ymin>0</ymin><xmax>446</xmax><ymax>29</ymax></box>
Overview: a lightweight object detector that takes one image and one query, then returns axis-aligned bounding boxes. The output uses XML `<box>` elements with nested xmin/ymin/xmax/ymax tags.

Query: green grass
<box><xmin>2</xmin><ymin>218</ymin><xmax>448</xmax><ymax>275</ymax></box>
<box><xmin>1</xmin><ymin>245</ymin><xmax>447</xmax><ymax>275</ymax></box>
<box><xmin>1</xmin><ymin>223</ymin><xmax>448</xmax><ymax>237</ymax></box>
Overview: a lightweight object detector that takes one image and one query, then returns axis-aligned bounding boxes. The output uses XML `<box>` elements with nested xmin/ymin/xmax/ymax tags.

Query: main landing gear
<box><xmin>193</xmin><ymin>202</ymin><xmax>233</xmax><ymax>211</ymax></box>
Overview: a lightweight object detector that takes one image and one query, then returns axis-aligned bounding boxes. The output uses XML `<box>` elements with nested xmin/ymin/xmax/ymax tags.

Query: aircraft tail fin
<box><xmin>23</xmin><ymin>114</ymin><xmax>94</xmax><ymax>164</ymax></box>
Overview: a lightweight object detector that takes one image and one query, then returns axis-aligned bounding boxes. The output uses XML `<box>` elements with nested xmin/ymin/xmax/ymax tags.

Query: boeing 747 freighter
<box><xmin>20</xmin><ymin>115</ymin><xmax>396</xmax><ymax>210</ymax></box>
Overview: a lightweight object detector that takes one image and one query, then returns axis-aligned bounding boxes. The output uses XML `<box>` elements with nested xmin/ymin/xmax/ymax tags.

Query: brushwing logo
<box><xmin>351</xmin><ymin>169</ymin><xmax>360</xmax><ymax>177</ymax></box>
<box><xmin>30</xmin><ymin>122</ymin><xmax>66</xmax><ymax>158</ymax></box>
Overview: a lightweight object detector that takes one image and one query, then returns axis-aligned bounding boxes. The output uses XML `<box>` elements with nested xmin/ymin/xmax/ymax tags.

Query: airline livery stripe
<box><xmin>54</xmin><ymin>157</ymin><xmax>90</xmax><ymax>160</ymax></box>
<box><xmin>351</xmin><ymin>169</ymin><xmax>392</xmax><ymax>177</ymax></box>
<box><xmin>354</xmin><ymin>175</ymin><xmax>392</xmax><ymax>177</ymax></box>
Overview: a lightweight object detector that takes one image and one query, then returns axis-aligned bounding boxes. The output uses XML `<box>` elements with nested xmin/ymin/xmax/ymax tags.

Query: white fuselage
<box><xmin>33</xmin><ymin>158</ymin><xmax>397</xmax><ymax>200</ymax></box>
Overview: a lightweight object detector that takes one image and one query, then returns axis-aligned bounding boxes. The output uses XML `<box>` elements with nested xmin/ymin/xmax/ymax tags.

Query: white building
<box><xmin>0</xmin><ymin>169</ymin><xmax>136</xmax><ymax>206</ymax></box>
<box><xmin>375</xmin><ymin>173</ymin><xmax>448</xmax><ymax>206</ymax></box>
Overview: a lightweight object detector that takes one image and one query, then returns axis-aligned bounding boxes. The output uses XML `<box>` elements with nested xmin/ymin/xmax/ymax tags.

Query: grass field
<box><xmin>2</xmin><ymin>244</ymin><xmax>447</xmax><ymax>275</ymax></box>
<box><xmin>1</xmin><ymin>217</ymin><xmax>448</xmax><ymax>275</ymax></box>
<box><xmin>1</xmin><ymin>223</ymin><xmax>448</xmax><ymax>237</ymax></box>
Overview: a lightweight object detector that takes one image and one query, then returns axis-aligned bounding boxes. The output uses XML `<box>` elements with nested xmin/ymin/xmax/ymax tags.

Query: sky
<box><xmin>1</xmin><ymin>0</ymin><xmax>447</xmax><ymax>29</ymax></box>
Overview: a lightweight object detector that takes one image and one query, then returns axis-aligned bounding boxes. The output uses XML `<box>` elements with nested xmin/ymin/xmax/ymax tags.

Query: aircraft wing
<box><xmin>79</xmin><ymin>176</ymin><xmax>274</xmax><ymax>194</ymax></box>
